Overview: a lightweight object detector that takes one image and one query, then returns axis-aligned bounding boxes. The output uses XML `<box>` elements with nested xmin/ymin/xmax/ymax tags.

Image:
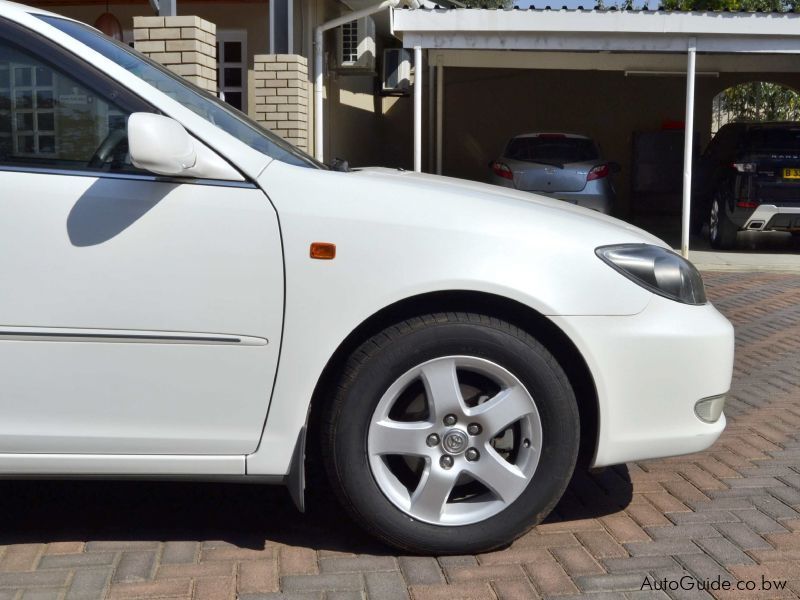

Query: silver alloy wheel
<box><xmin>367</xmin><ymin>356</ymin><xmax>543</xmax><ymax>526</ymax></box>
<box><xmin>710</xmin><ymin>199</ymin><xmax>720</xmax><ymax>241</ymax></box>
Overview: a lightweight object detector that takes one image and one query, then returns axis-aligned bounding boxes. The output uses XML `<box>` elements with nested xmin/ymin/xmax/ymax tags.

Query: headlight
<box><xmin>596</xmin><ymin>244</ymin><xmax>707</xmax><ymax>305</ymax></box>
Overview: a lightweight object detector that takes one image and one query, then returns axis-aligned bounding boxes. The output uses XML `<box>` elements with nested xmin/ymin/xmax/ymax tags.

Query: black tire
<box><xmin>690</xmin><ymin>202</ymin><xmax>705</xmax><ymax>236</ymax></box>
<box><xmin>709</xmin><ymin>193</ymin><xmax>738</xmax><ymax>250</ymax></box>
<box><xmin>321</xmin><ymin>312</ymin><xmax>580</xmax><ymax>554</ymax></box>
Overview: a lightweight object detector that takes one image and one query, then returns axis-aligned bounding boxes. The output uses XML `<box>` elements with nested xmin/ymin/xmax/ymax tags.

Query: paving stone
<box><xmin>38</xmin><ymin>553</ymin><xmax>115</xmax><ymax>570</ymax></box>
<box><xmin>112</xmin><ymin>551</ymin><xmax>157</xmax><ymax>583</ymax></box>
<box><xmin>408</xmin><ymin>582</ymin><xmax>495</xmax><ymax>600</ymax></box>
<box><xmin>602</xmin><ymin>556</ymin><xmax>680</xmax><ymax>573</ymax></box>
<box><xmin>280</xmin><ymin>547</ymin><xmax>318</xmax><ymax>576</ymax></box>
<box><xmin>160</xmin><ymin>542</ymin><xmax>198</xmax><ymax>565</ymax></box>
<box><xmin>0</xmin><ymin>570</ymin><xmax>71</xmax><ymax>588</ymax></box>
<box><xmin>693</xmin><ymin>537</ymin><xmax>755</xmax><ymax>566</ymax></box>
<box><xmin>445</xmin><ymin>564</ymin><xmax>526</xmax><ymax>583</ymax></box>
<box><xmin>625</xmin><ymin>540</ymin><xmax>703</xmax><ymax>557</ymax></box>
<box><xmin>325</xmin><ymin>592</ymin><xmax>365</xmax><ymax>600</ymax></box>
<box><xmin>239</xmin><ymin>560</ymin><xmax>279</xmax><ymax>595</ymax></box>
<box><xmin>319</xmin><ymin>556</ymin><xmax>396</xmax><ymax>573</ymax></box>
<box><xmin>667</xmin><ymin>511</ymin><xmax>740</xmax><ymax>525</ymax></box>
<box><xmin>645</xmin><ymin>525</ymin><xmax>722</xmax><ymax>540</ymax></box>
<box><xmin>674</xmin><ymin>554</ymin><xmax>735</xmax><ymax>584</ymax></box>
<box><xmin>281</xmin><ymin>574</ymin><xmax>363</xmax><ymax>593</ymax></box>
<box><xmin>364</xmin><ymin>571</ymin><xmax>409</xmax><ymax>600</ymax></box>
<box><xmin>65</xmin><ymin>568</ymin><xmax>113</xmax><ymax>600</ymax></box>
<box><xmin>106</xmin><ymin>579</ymin><xmax>192</xmax><ymax>599</ymax></box>
<box><xmin>575</xmin><ymin>573</ymin><xmax>645</xmax><ymax>592</ymax></box>
<box><xmin>397</xmin><ymin>557</ymin><xmax>444</xmax><ymax>585</ymax></box>
<box><xmin>551</xmin><ymin>546</ymin><xmax>605</xmax><ymax>576</ymax></box>
<box><xmin>490</xmin><ymin>579</ymin><xmax>540</xmax><ymax>599</ymax></box>
<box><xmin>713</xmin><ymin>523</ymin><xmax>773</xmax><ymax>550</ymax></box>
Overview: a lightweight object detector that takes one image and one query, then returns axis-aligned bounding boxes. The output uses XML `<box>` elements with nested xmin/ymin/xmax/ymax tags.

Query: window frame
<box><xmin>216</xmin><ymin>30</ymin><xmax>247</xmax><ymax>114</ymax></box>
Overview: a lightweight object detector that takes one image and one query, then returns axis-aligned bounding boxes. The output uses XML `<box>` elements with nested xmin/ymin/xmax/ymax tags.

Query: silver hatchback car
<box><xmin>490</xmin><ymin>133</ymin><xmax>619</xmax><ymax>214</ymax></box>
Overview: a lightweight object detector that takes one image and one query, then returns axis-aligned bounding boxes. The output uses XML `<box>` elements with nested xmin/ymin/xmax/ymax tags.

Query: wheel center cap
<box><xmin>442</xmin><ymin>429</ymin><xmax>468</xmax><ymax>455</ymax></box>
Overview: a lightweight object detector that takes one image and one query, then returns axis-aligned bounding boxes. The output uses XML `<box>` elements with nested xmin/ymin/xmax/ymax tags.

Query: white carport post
<box><xmin>413</xmin><ymin>45</ymin><xmax>423</xmax><ymax>172</ymax></box>
<box><xmin>435</xmin><ymin>64</ymin><xmax>443</xmax><ymax>175</ymax></box>
<box><xmin>680</xmin><ymin>38</ymin><xmax>697</xmax><ymax>259</ymax></box>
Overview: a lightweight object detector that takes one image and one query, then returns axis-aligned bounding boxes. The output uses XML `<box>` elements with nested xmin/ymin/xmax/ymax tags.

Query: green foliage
<box><xmin>716</xmin><ymin>82</ymin><xmax>800</xmax><ymax>124</ymax></box>
<box><xmin>460</xmin><ymin>0</ymin><xmax>513</xmax><ymax>7</ymax></box>
<box><xmin>660</xmin><ymin>0</ymin><xmax>791</xmax><ymax>10</ymax></box>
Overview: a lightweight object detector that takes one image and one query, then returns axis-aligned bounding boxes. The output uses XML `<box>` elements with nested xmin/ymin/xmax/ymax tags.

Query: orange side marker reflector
<box><xmin>310</xmin><ymin>242</ymin><xmax>336</xmax><ymax>260</ymax></box>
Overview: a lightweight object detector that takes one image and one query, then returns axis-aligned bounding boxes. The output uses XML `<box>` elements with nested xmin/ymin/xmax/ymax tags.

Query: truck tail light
<box><xmin>587</xmin><ymin>164</ymin><xmax>610</xmax><ymax>181</ymax></box>
<box><xmin>732</xmin><ymin>162</ymin><xmax>757</xmax><ymax>173</ymax></box>
<box><xmin>491</xmin><ymin>161</ymin><xmax>513</xmax><ymax>180</ymax></box>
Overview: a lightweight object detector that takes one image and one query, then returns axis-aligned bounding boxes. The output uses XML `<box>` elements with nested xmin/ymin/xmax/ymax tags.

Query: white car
<box><xmin>0</xmin><ymin>1</ymin><xmax>733</xmax><ymax>554</ymax></box>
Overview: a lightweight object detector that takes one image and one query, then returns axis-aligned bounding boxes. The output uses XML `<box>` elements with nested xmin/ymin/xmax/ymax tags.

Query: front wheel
<box><xmin>321</xmin><ymin>313</ymin><xmax>579</xmax><ymax>554</ymax></box>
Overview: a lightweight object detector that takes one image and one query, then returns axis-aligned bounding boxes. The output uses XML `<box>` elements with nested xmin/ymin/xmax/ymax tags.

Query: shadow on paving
<box><xmin>0</xmin><ymin>464</ymin><xmax>631</xmax><ymax>555</ymax></box>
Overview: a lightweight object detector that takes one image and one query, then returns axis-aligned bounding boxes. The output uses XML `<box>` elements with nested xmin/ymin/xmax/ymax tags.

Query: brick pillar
<box><xmin>253</xmin><ymin>55</ymin><xmax>309</xmax><ymax>151</ymax></box>
<box><xmin>133</xmin><ymin>16</ymin><xmax>217</xmax><ymax>93</ymax></box>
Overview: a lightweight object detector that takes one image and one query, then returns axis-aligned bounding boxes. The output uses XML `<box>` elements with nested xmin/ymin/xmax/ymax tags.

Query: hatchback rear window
<box><xmin>745</xmin><ymin>127</ymin><xmax>800</xmax><ymax>152</ymax></box>
<box><xmin>505</xmin><ymin>136</ymin><xmax>599</xmax><ymax>163</ymax></box>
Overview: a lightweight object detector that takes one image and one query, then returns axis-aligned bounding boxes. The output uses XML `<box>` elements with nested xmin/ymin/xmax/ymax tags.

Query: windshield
<box><xmin>505</xmin><ymin>136</ymin><xmax>599</xmax><ymax>164</ymax></box>
<box><xmin>38</xmin><ymin>15</ymin><xmax>324</xmax><ymax>170</ymax></box>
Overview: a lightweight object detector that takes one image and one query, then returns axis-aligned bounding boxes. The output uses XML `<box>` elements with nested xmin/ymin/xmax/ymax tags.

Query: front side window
<box><xmin>0</xmin><ymin>38</ymin><xmax>134</xmax><ymax>172</ymax></box>
<box><xmin>40</xmin><ymin>15</ymin><xmax>324</xmax><ymax>170</ymax></box>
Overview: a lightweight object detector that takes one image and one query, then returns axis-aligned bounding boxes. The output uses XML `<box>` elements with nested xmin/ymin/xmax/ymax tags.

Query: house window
<box><xmin>0</xmin><ymin>63</ymin><xmax>56</xmax><ymax>157</ymax></box>
<box><xmin>216</xmin><ymin>31</ymin><xmax>247</xmax><ymax>113</ymax></box>
<box><xmin>340</xmin><ymin>21</ymin><xmax>359</xmax><ymax>64</ymax></box>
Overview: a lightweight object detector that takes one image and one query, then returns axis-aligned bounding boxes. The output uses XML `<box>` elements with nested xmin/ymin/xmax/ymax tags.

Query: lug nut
<box><xmin>465</xmin><ymin>448</ymin><xmax>480</xmax><ymax>462</ymax></box>
<box><xmin>426</xmin><ymin>433</ymin><xmax>440</xmax><ymax>447</ymax></box>
<box><xmin>443</xmin><ymin>414</ymin><xmax>457</xmax><ymax>426</ymax></box>
<box><xmin>467</xmin><ymin>423</ymin><xmax>482</xmax><ymax>435</ymax></box>
<box><xmin>440</xmin><ymin>455</ymin><xmax>454</xmax><ymax>469</ymax></box>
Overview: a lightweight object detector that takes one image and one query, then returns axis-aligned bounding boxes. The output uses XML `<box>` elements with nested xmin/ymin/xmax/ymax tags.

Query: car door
<box><xmin>0</xmin><ymin>21</ymin><xmax>283</xmax><ymax>456</ymax></box>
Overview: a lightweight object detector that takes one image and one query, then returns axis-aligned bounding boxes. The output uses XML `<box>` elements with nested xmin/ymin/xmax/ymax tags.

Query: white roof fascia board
<box><xmin>393</xmin><ymin>9</ymin><xmax>800</xmax><ymax>54</ymax></box>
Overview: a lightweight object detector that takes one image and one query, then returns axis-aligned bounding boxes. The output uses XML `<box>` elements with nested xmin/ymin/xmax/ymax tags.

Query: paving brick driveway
<box><xmin>1</xmin><ymin>271</ymin><xmax>800</xmax><ymax>600</ymax></box>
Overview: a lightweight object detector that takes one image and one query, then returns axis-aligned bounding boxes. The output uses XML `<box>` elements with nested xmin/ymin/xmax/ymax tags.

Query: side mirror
<box><xmin>128</xmin><ymin>113</ymin><xmax>196</xmax><ymax>176</ymax></box>
<box><xmin>608</xmin><ymin>161</ymin><xmax>622</xmax><ymax>174</ymax></box>
<box><xmin>128</xmin><ymin>113</ymin><xmax>243</xmax><ymax>181</ymax></box>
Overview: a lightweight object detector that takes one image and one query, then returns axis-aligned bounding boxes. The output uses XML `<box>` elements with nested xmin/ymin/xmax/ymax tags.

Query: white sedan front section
<box><xmin>247</xmin><ymin>162</ymin><xmax>733</xmax><ymax>475</ymax></box>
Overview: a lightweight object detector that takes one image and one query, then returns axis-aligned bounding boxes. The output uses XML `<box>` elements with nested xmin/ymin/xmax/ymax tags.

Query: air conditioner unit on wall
<box><xmin>336</xmin><ymin>17</ymin><xmax>376</xmax><ymax>72</ymax></box>
<box><xmin>382</xmin><ymin>48</ymin><xmax>412</xmax><ymax>95</ymax></box>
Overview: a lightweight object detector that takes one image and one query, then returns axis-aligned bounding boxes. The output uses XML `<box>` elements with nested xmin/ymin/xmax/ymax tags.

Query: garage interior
<box><xmin>392</xmin><ymin>8</ymin><xmax>800</xmax><ymax>254</ymax></box>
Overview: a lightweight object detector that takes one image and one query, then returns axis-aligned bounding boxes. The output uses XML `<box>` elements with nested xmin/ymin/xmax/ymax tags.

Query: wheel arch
<box><xmin>305</xmin><ymin>290</ymin><xmax>600</xmax><ymax>471</ymax></box>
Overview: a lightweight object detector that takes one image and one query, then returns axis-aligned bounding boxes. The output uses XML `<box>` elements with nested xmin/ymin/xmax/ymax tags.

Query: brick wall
<box><xmin>133</xmin><ymin>16</ymin><xmax>217</xmax><ymax>93</ymax></box>
<box><xmin>253</xmin><ymin>54</ymin><xmax>309</xmax><ymax>152</ymax></box>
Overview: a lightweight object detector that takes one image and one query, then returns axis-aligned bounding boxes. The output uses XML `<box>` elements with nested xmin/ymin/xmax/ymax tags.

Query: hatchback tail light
<box><xmin>491</xmin><ymin>161</ymin><xmax>513</xmax><ymax>180</ymax></box>
<box><xmin>587</xmin><ymin>164</ymin><xmax>610</xmax><ymax>181</ymax></box>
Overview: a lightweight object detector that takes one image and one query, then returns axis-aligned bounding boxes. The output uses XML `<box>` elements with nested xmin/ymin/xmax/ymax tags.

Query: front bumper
<box><xmin>551</xmin><ymin>294</ymin><xmax>734</xmax><ymax>467</ymax></box>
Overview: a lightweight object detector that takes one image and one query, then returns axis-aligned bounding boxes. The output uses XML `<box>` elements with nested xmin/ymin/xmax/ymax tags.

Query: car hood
<box><xmin>352</xmin><ymin>167</ymin><xmax>665</xmax><ymax>246</ymax></box>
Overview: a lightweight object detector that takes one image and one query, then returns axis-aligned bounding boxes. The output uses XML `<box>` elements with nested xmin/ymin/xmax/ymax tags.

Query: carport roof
<box><xmin>391</xmin><ymin>7</ymin><xmax>800</xmax><ymax>53</ymax></box>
